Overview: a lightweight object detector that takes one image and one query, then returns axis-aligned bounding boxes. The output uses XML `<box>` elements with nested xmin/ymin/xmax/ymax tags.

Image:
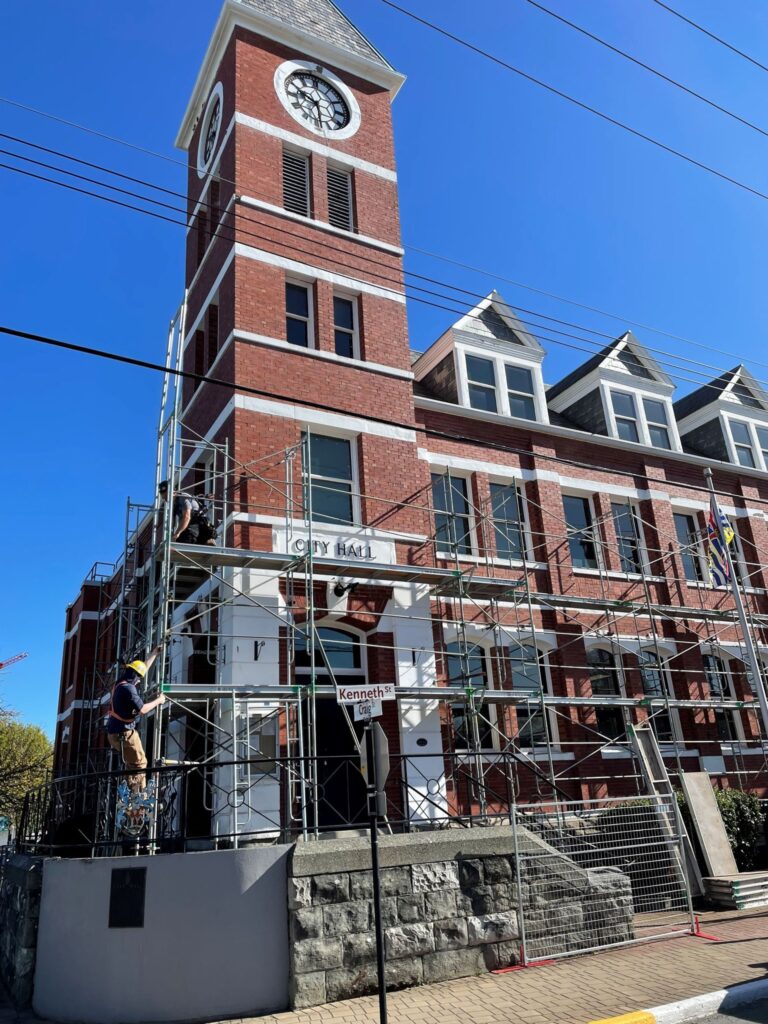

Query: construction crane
<box><xmin>0</xmin><ymin>652</ymin><xmax>28</xmax><ymax>672</ymax></box>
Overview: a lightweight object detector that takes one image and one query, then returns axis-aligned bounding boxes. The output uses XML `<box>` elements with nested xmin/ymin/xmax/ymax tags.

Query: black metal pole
<box><xmin>367</xmin><ymin>721</ymin><xmax>388</xmax><ymax>1024</ymax></box>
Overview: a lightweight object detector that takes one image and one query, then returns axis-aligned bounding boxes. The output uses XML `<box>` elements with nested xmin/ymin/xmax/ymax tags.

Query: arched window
<box><xmin>638</xmin><ymin>650</ymin><xmax>675</xmax><ymax>742</ymax></box>
<box><xmin>703</xmin><ymin>654</ymin><xmax>739</xmax><ymax>742</ymax></box>
<box><xmin>509</xmin><ymin>644</ymin><xmax>551</xmax><ymax>747</ymax></box>
<box><xmin>587</xmin><ymin>647</ymin><xmax>625</xmax><ymax>742</ymax></box>
<box><xmin>295</xmin><ymin>627</ymin><xmax>365</xmax><ymax>684</ymax></box>
<box><xmin>444</xmin><ymin>641</ymin><xmax>493</xmax><ymax>750</ymax></box>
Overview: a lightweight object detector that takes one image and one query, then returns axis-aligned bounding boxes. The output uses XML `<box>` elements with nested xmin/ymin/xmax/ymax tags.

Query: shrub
<box><xmin>677</xmin><ymin>788</ymin><xmax>763</xmax><ymax>872</ymax></box>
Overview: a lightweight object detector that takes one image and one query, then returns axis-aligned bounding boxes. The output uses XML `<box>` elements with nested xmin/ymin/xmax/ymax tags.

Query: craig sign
<box><xmin>336</xmin><ymin>683</ymin><xmax>396</xmax><ymax>705</ymax></box>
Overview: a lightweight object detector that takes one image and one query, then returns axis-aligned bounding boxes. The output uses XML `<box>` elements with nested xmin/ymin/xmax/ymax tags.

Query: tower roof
<box><xmin>236</xmin><ymin>0</ymin><xmax>394</xmax><ymax>69</ymax></box>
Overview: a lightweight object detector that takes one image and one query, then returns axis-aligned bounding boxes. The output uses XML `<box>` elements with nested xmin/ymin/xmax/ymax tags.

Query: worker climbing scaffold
<box><xmin>107</xmin><ymin>645</ymin><xmax>166</xmax><ymax>792</ymax></box>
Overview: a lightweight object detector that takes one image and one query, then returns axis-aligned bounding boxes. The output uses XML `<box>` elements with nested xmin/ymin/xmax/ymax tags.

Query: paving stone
<box><xmin>312</xmin><ymin>874</ymin><xmax>350</xmax><ymax>905</ymax></box>
<box><xmin>385</xmin><ymin>923</ymin><xmax>434</xmax><ymax>958</ymax></box>
<box><xmin>433</xmin><ymin>917</ymin><xmax>469</xmax><ymax>951</ymax></box>
<box><xmin>412</xmin><ymin>861</ymin><xmax>460</xmax><ymax>892</ymax></box>
<box><xmin>323</xmin><ymin>901</ymin><xmax>371</xmax><ymax>937</ymax></box>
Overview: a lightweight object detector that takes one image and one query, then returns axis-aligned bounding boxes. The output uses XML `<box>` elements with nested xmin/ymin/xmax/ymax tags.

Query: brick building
<box><xmin>53</xmin><ymin>0</ymin><xmax>768</xmax><ymax>840</ymax></box>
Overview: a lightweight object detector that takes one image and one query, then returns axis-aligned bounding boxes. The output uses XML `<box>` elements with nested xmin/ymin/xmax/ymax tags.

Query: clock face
<box><xmin>285</xmin><ymin>72</ymin><xmax>351</xmax><ymax>133</ymax></box>
<box><xmin>203</xmin><ymin>97</ymin><xmax>221</xmax><ymax>164</ymax></box>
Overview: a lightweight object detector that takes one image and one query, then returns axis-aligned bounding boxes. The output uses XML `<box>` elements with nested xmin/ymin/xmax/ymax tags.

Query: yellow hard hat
<box><xmin>126</xmin><ymin>660</ymin><xmax>148</xmax><ymax>678</ymax></box>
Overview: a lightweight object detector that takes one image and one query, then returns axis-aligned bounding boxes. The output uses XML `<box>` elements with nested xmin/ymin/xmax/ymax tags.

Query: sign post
<box><xmin>364</xmin><ymin>717</ymin><xmax>389</xmax><ymax>1024</ymax></box>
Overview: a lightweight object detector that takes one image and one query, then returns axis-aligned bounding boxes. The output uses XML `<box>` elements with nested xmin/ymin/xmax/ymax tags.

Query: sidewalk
<box><xmin>252</xmin><ymin>909</ymin><xmax>768</xmax><ymax>1024</ymax></box>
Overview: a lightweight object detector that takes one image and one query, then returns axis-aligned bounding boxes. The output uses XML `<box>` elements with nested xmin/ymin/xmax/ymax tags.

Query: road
<box><xmin>702</xmin><ymin>1000</ymin><xmax>768</xmax><ymax>1024</ymax></box>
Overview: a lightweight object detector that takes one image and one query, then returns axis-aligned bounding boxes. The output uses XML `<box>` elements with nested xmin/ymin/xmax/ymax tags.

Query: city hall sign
<box><xmin>273</xmin><ymin>526</ymin><xmax>395</xmax><ymax>564</ymax></box>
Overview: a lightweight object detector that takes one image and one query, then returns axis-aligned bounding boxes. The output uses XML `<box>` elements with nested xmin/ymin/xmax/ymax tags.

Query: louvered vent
<box><xmin>327</xmin><ymin>166</ymin><xmax>353</xmax><ymax>231</ymax></box>
<box><xmin>283</xmin><ymin>150</ymin><xmax>310</xmax><ymax>217</ymax></box>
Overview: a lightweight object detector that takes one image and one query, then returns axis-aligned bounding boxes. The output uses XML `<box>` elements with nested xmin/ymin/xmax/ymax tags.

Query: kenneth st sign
<box><xmin>336</xmin><ymin>683</ymin><xmax>396</xmax><ymax>704</ymax></box>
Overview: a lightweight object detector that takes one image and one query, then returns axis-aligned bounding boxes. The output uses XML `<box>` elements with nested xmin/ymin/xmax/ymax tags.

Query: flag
<box><xmin>707</xmin><ymin>497</ymin><xmax>734</xmax><ymax>588</ymax></box>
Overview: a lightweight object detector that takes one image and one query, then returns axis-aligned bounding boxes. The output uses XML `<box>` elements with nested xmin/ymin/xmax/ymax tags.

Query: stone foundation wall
<box><xmin>0</xmin><ymin>854</ymin><xmax>43</xmax><ymax>1007</ymax></box>
<box><xmin>287</xmin><ymin>828</ymin><xmax>634</xmax><ymax>1008</ymax></box>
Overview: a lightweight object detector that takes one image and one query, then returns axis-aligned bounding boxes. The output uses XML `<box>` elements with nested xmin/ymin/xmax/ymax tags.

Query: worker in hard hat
<box><xmin>107</xmin><ymin>645</ymin><xmax>167</xmax><ymax>792</ymax></box>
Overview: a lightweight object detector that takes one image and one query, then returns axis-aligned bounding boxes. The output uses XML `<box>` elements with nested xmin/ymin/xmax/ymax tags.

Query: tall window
<box><xmin>730</xmin><ymin>421</ymin><xmax>756</xmax><ymax>468</ymax></box>
<box><xmin>509</xmin><ymin>645</ymin><xmax>549</xmax><ymax>746</ymax></box>
<box><xmin>563</xmin><ymin>495</ymin><xmax>599</xmax><ymax>570</ymax></box>
<box><xmin>703</xmin><ymin>654</ymin><xmax>737</xmax><ymax>741</ymax></box>
<box><xmin>643</xmin><ymin>398</ymin><xmax>672</xmax><ymax>450</ymax></box>
<box><xmin>611</xmin><ymin>392</ymin><xmax>640</xmax><ymax>442</ymax></box>
<box><xmin>638</xmin><ymin>650</ymin><xmax>674</xmax><ymax>742</ymax></box>
<box><xmin>206</xmin><ymin>303</ymin><xmax>219</xmax><ymax>371</ymax></box>
<box><xmin>465</xmin><ymin>355</ymin><xmax>497</xmax><ymax>412</ymax></box>
<box><xmin>445</xmin><ymin>641</ymin><xmax>493</xmax><ymax>749</ymax></box>
<box><xmin>432</xmin><ymin>474</ymin><xmax>473</xmax><ymax>555</ymax></box>
<box><xmin>490</xmin><ymin>483</ymin><xmax>525</xmax><ymax>560</ymax></box>
<box><xmin>505</xmin><ymin>365</ymin><xmax>536</xmax><ymax>420</ymax></box>
<box><xmin>757</xmin><ymin>427</ymin><xmax>768</xmax><ymax>467</ymax></box>
<box><xmin>296</xmin><ymin>627</ymin><xmax>364</xmax><ymax>680</ymax></box>
<box><xmin>283</xmin><ymin>148</ymin><xmax>310</xmax><ymax>217</ymax></box>
<box><xmin>611</xmin><ymin>503</ymin><xmax>643</xmax><ymax>574</ymax></box>
<box><xmin>286</xmin><ymin>282</ymin><xmax>313</xmax><ymax>348</ymax></box>
<box><xmin>587</xmin><ymin>648</ymin><xmax>626</xmax><ymax>741</ymax></box>
<box><xmin>209</xmin><ymin>179</ymin><xmax>221</xmax><ymax>237</ymax></box>
<box><xmin>333</xmin><ymin>295</ymin><xmax>358</xmax><ymax>358</ymax></box>
<box><xmin>327</xmin><ymin>166</ymin><xmax>353</xmax><ymax>231</ymax></box>
<box><xmin>673</xmin><ymin>513</ymin><xmax>703</xmax><ymax>583</ymax></box>
<box><xmin>303</xmin><ymin>434</ymin><xmax>355</xmax><ymax>524</ymax></box>
<box><xmin>196</xmin><ymin>207</ymin><xmax>208</xmax><ymax>268</ymax></box>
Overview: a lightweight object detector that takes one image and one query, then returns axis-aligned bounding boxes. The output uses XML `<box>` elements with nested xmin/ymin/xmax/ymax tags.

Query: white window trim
<box><xmin>562</xmin><ymin>491</ymin><xmax>606</xmax><ymax>573</ymax></box>
<box><xmin>488</xmin><ymin>477</ymin><xmax>534</xmax><ymax>564</ymax></box>
<box><xmin>332</xmin><ymin>291</ymin><xmax>361</xmax><ymax>360</ymax></box>
<box><xmin>609</xmin><ymin>500</ymin><xmax>650</xmax><ymax>577</ymax></box>
<box><xmin>702</xmin><ymin>650</ymin><xmax>746</xmax><ymax>743</ymax></box>
<box><xmin>723</xmin><ymin>414</ymin><xmax>768</xmax><ymax>472</ymax></box>
<box><xmin>583</xmin><ymin>641</ymin><xmax>630</xmax><ymax>751</ymax></box>
<box><xmin>507</xmin><ymin>642</ymin><xmax>560</xmax><ymax>751</ymax></box>
<box><xmin>441</xmin><ymin>627</ymin><xmax>500</xmax><ymax>753</ymax></box>
<box><xmin>431</xmin><ymin>470</ymin><xmax>478</xmax><ymax>559</ymax></box>
<box><xmin>672</xmin><ymin>508</ymin><xmax>709</xmax><ymax>586</ymax></box>
<box><xmin>637</xmin><ymin>646</ymin><xmax>681</xmax><ymax>743</ymax></box>
<box><xmin>286</xmin><ymin>277</ymin><xmax>315</xmax><ymax>351</ymax></box>
<box><xmin>602</xmin><ymin>382</ymin><xmax>680</xmax><ymax>452</ymax></box>
<box><xmin>295</xmin><ymin>622</ymin><xmax>369</xmax><ymax>681</ymax></box>
<box><xmin>303</xmin><ymin>428</ymin><xmax>361</xmax><ymax>527</ymax></box>
<box><xmin>456</xmin><ymin>344</ymin><xmax>549</xmax><ymax>425</ymax></box>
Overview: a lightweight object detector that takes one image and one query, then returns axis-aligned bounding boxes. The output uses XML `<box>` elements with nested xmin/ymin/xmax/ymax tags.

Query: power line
<box><xmin>7</xmin><ymin>99</ymin><xmax>768</xmax><ymax>376</ymax></box>
<box><xmin>650</xmin><ymin>0</ymin><xmax>768</xmax><ymax>75</ymax></box>
<box><xmin>0</xmin><ymin>321</ymin><xmax>764</xmax><ymax>508</ymax></box>
<box><xmin>377</xmin><ymin>0</ymin><xmax>768</xmax><ymax>204</ymax></box>
<box><xmin>3</xmin><ymin>151</ymin><xmax>766</xmax><ymax>406</ymax></box>
<box><xmin>523</xmin><ymin>0</ymin><xmax>768</xmax><ymax>139</ymax></box>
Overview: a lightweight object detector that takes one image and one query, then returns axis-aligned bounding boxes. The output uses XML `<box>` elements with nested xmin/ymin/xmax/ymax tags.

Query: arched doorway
<box><xmin>295</xmin><ymin>627</ymin><xmax>368</xmax><ymax>830</ymax></box>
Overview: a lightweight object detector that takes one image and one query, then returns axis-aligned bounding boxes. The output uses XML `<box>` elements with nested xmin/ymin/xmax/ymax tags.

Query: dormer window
<box><xmin>611</xmin><ymin>391</ymin><xmax>640</xmax><ymax>442</ymax></box>
<box><xmin>607</xmin><ymin>387</ymin><xmax>676</xmax><ymax>450</ymax></box>
<box><xmin>643</xmin><ymin>398</ymin><xmax>671</xmax><ymax>450</ymax></box>
<box><xmin>466</xmin><ymin>355</ymin><xmax>497</xmax><ymax>412</ymax></box>
<box><xmin>726</xmin><ymin>418</ymin><xmax>768</xmax><ymax>471</ymax></box>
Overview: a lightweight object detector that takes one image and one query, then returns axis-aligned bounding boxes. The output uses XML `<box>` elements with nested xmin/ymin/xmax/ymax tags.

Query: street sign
<box><xmin>354</xmin><ymin>699</ymin><xmax>383</xmax><ymax>721</ymax></box>
<box><xmin>336</xmin><ymin>682</ymin><xmax>395</xmax><ymax>704</ymax></box>
<box><xmin>359</xmin><ymin>721</ymin><xmax>390</xmax><ymax>791</ymax></box>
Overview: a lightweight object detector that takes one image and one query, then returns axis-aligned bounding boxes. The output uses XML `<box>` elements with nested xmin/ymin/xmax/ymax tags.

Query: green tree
<box><xmin>0</xmin><ymin>720</ymin><xmax>52</xmax><ymax>828</ymax></box>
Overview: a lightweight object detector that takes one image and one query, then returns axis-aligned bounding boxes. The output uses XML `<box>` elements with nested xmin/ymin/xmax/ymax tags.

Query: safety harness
<box><xmin>109</xmin><ymin>681</ymin><xmax>138</xmax><ymax>727</ymax></box>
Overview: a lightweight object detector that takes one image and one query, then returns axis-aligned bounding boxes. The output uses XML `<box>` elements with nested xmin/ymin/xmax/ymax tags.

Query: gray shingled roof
<box><xmin>673</xmin><ymin>366</ymin><xmax>740</xmax><ymax>420</ymax></box>
<box><xmin>546</xmin><ymin>338</ymin><xmax>622</xmax><ymax>402</ymax></box>
<box><xmin>237</xmin><ymin>0</ymin><xmax>393</xmax><ymax>68</ymax></box>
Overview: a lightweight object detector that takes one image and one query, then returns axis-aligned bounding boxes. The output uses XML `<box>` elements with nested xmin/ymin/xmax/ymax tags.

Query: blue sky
<box><xmin>2</xmin><ymin>0</ymin><xmax>768</xmax><ymax>735</ymax></box>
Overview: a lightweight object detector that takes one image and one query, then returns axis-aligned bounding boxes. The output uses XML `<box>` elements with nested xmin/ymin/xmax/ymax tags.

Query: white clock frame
<box><xmin>274</xmin><ymin>59</ymin><xmax>361</xmax><ymax>141</ymax></box>
<box><xmin>197</xmin><ymin>81</ymin><xmax>225</xmax><ymax>178</ymax></box>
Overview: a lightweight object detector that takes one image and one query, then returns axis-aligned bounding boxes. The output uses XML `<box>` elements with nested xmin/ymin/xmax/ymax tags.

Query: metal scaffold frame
<box><xmin>73</xmin><ymin>297</ymin><xmax>768</xmax><ymax>847</ymax></box>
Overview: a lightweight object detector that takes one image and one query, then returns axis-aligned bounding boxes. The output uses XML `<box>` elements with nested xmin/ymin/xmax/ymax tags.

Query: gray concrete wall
<box><xmin>33</xmin><ymin>845</ymin><xmax>291</xmax><ymax>1023</ymax></box>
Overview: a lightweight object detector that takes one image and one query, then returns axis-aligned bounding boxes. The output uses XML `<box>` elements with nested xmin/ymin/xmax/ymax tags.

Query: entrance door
<box><xmin>296</xmin><ymin>627</ymin><xmax>368</xmax><ymax>830</ymax></box>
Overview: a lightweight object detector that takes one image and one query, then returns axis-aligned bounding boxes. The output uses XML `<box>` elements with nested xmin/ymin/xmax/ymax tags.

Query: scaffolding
<box><xmin>66</xmin><ymin>300</ymin><xmax>768</xmax><ymax>848</ymax></box>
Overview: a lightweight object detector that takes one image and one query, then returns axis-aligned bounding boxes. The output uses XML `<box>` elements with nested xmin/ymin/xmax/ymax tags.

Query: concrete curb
<box><xmin>588</xmin><ymin>978</ymin><xmax>768</xmax><ymax>1024</ymax></box>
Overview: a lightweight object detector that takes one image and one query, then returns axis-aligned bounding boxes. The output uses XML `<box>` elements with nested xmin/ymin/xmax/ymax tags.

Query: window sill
<box><xmin>435</xmin><ymin>552</ymin><xmax>547</xmax><ymax>570</ymax></box>
<box><xmin>456</xmin><ymin>749</ymin><xmax>572</xmax><ymax>762</ymax></box>
<box><xmin>721</xmin><ymin>742</ymin><xmax>766</xmax><ymax>756</ymax></box>
<box><xmin>686</xmin><ymin>581</ymin><xmax>766</xmax><ymax>595</ymax></box>
<box><xmin>601</xmin><ymin>746</ymin><xmax>633</xmax><ymax>759</ymax></box>
<box><xmin>573</xmin><ymin>568</ymin><xmax>665</xmax><ymax>582</ymax></box>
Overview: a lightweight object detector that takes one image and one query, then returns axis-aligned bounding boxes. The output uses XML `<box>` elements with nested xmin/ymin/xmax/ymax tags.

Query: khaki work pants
<box><xmin>108</xmin><ymin>729</ymin><xmax>148</xmax><ymax>792</ymax></box>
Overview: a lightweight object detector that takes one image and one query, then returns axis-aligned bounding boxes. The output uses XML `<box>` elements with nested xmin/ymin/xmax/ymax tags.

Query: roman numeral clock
<box><xmin>275</xmin><ymin>60</ymin><xmax>362</xmax><ymax>140</ymax></box>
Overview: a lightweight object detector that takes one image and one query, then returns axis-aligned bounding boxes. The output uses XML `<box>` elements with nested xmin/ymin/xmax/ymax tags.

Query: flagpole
<box><xmin>704</xmin><ymin>467</ymin><xmax>768</xmax><ymax>744</ymax></box>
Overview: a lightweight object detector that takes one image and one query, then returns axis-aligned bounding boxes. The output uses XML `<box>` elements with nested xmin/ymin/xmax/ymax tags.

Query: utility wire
<box><xmin>524</xmin><ymin>0</ymin><xmax>768</xmax><ymax>139</ymax></box>
<box><xmin>1</xmin><ymin>149</ymin><xmax>763</xmax><ymax>400</ymax></box>
<box><xmin>650</xmin><ymin>0</ymin><xmax>768</xmax><ymax>75</ymax></box>
<box><xmin>377</xmin><ymin>0</ymin><xmax>768</xmax><ymax>204</ymax></box>
<box><xmin>0</xmin><ymin>157</ymin><xmax>747</xmax><ymax>400</ymax></box>
<box><xmin>6</xmin><ymin>100</ymin><xmax>768</xmax><ymax>374</ymax></box>
<box><xmin>1</xmin><ymin>321</ymin><xmax>765</xmax><ymax>509</ymax></box>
